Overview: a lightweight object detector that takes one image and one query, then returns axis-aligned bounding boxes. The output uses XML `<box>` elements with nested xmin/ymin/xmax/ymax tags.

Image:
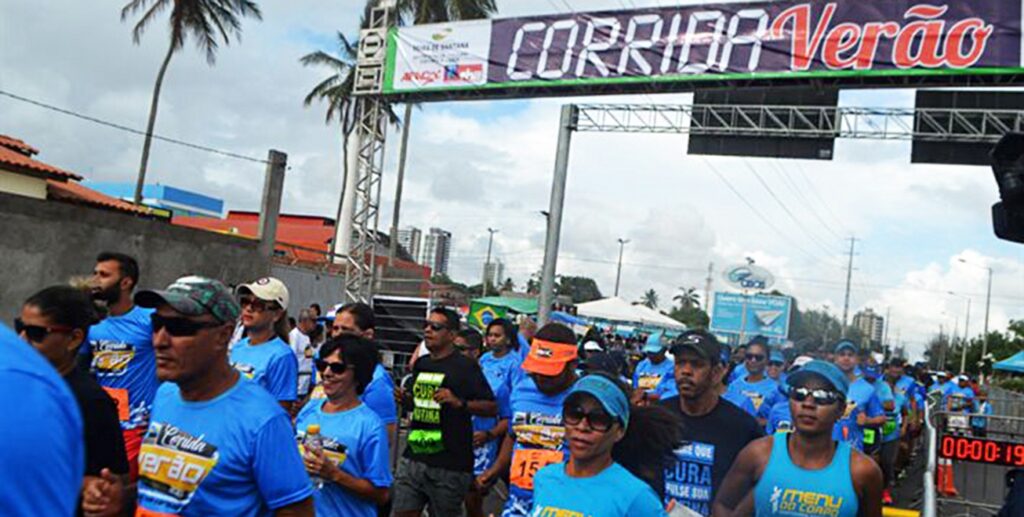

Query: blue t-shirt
<box><xmin>530</xmin><ymin>462</ymin><xmax>666</xmax><ymax>517</ymax></box>
<box><xmin>833</xmin><ymin>377</ymin><xmax>884</xmax><ymax>451</ymax></box>
<box><xmin>481</xmin><ymin>350</ymin><xmax>523</xmax><ymax>395</ymax></box>
<box><xmin>633</xmin><ymin>357</ymin><xmax>675</xmax><ymax>396</ymax></box>
<box><xmin>877</xmin><ymin>380</ymin><xmax>902</xmax><ymax>443</ymax></box>
<box><xmin>972</xmin><ymin>401</ymin><xmax>993</xmax><ymax>428</ymax></box>
<box><xmin>765</xmin><ymin>400</ymin><xmax>794</xmax><ymax>434</ymax></box>
<box><xmin>473</xmin><ymin>358</ymin><xmax>512</xmax><ymax>476</ymax></box>
<box><xmin>361</xmin><ymin>364</ymin><xmax>397</xmax><ymax>425</ymax></box>
<box><xmin>85</xmin><ymin>305</ymin><xmax>158</xmax><ymax>430</ymax></box>
<box><xmin>0</xmin><ymin>324</ymin><xmax>84</xmax><ymax>517</ymax></box>
<box><xmin>137</xmin><ymin>379</ymin><xmax>312</xmax><ymax>516</ymax></box>
<box><xmin>723</xmin><ymin>389</ymin><xmax>758</xmax><ymax>417</ymax></box>
<box><xmin>504</xmin><ymin>376</ymin><xmax>571</xmax><ymax>517</ymax></box>
<box><xmin>230</xmin><ymin>337</ymin><xmax>298</xmax><ymax>402</ymax></box>
<box><xmin>947</xmin><ymin>386</ymin><xmax>975</xmax><ymax>413</ymax></box>
<box><xmin>295</xmin><ymin>401</ymin><xmax>392</xmax><ymax>517</ymax></box>
<box><xmin>727</xmin><ymin>376</ymin><xmax>783</xmax><ymax>419</ymax></box>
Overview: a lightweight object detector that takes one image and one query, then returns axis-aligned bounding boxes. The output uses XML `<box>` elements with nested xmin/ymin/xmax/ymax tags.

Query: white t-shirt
<box><xmin>288</xmin><ymin>328</ymin><xmax>314</xmax><ymax>396</ymax></box>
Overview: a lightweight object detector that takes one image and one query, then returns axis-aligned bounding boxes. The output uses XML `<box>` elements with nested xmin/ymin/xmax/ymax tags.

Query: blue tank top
<box><xmin>754</xmin><ymin>433</ymin><xmax>858</xmax><ymax>517</ymax></box>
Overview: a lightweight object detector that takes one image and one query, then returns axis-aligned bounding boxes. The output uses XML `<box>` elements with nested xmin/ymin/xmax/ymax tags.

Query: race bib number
<box><xmin>91</xmin><ymin>341</ymin><xmax>135</xmax><ymax>376</ymax></box>
<box><xmin>510</xmin><ymin>449</ymin><xmax>563</xmax><ymax>490</ymax></box>
<box><xmin>103</xmin><ymin>387</ymin><xmax>131</xmax><ymax>421</ymax></box>
<box><xmin>138</xmin><ymin>423</ymin><xmax>219</xmax><ymax>514</ymax></box>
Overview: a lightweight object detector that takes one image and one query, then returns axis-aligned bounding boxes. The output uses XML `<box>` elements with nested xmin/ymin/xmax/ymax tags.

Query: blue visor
<box><xmin>568</xmin><ymin>375</ymin><xmax>630</xmax><ymax>430</ymax></box>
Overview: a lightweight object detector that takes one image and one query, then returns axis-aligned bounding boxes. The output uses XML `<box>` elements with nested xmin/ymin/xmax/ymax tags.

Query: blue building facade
<box><xmin>86</xmin><ymin>182</ymin><xmax>224</xmax><ymax>218</ymax></box>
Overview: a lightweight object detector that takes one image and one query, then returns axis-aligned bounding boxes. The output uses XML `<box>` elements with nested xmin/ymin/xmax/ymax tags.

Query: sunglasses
<box><xmin>315</xmin><ymin>359</ymin><xmax>348</xmax><ymax>375</ymax></box>
<box><xmin>424</xmin><ymin>321</ymin><xmax>448</xmax><ymax>332</ymax></box>
<box><xmin>239</xmin><ymin>297</ymin><xmax>279</xmax><ymax>312</ymax></box>
<box><xmin>151</xmin><ymin>314</ymin><xmax>223</xmax><ymax>337</ymax></box>
<box><xmin>789</xmin><ymin>386</ymin><xmax>842</xmax><ymax>406</ymax></box>
<box><xmin>13</xmin><ymin>317</ymin><xmax>73</xmax><ymax>343</ymax></box>
<box><xmin>745</xmin><ymin>353</ymin><xmax>767</xmax><ymax>362</ymax></box>
<box><xmin>563</xmin><ymin>404</ymin><xmax>615</xmax><ymax>433</ymax></box>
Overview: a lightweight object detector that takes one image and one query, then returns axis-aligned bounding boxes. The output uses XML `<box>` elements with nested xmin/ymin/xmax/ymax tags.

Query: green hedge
<box><xmin>997</xmin><ymin>377</ymin><xmax>1024</xmax><ymax>393</ymax></box>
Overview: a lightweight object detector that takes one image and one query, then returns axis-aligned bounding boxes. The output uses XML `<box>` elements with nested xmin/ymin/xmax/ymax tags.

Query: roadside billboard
<box><xmin>710</xmin><ymin>291</ymin><xmax>792</xmax><ymax>342</ymax></box>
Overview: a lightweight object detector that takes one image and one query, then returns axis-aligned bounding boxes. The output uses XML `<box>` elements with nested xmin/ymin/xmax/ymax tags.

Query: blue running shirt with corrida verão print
<box><xmin>229</xmin><ymin>336</ymin><xmax>298</xmax><ymax>402</ymax></box>
<box><xmin>137</xmin><ymin>380</ymin><xmax>312</xmax><ymax>516</ymax></box>
<box><xmin>85</xmin><ymin>306</ymin><xmax>158</xmax><ymax>431</ymax></box>
<box><xmin>502</xmin><ymin>376</ymin><xmax>570</xmax><ymax>517</ymax></box>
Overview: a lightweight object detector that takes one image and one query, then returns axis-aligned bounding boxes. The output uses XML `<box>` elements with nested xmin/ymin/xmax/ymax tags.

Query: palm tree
<box><xmin>385</xmin><ymin>0</ymin><xmax>498</xmax><ymax>263</ymax></box>
<box><xmin>639</xmin><ymin>289</ymin><xmax>659</xmax><ymax>309</ymax></box>
<box><xmin>674</xmin><ymin>287</ymin><xmax>700</xmax><ymax>310</ymax></box>
<box><xmin>122</xmin><ymin>0</ymin><xmax>262</xmax><ymax>205</ymax></box>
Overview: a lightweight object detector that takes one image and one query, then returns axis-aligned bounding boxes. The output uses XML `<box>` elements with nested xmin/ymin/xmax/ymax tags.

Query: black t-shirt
<box><xmin>660</xmin><ymin>396</ymin><xmax>764</xmax><ymax>516</ymax></box>
<box><xmin>64</xmin><ymin>367</ymin><xmax>129</xmax><ymax>476</ymax></box>
<box><xmin>404</xmin><ymin>351</ymin><xmax>495</xmax><ymax>472</ymax></box>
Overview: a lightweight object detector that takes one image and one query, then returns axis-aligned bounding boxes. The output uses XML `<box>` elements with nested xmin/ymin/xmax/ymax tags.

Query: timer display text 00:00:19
<box><xmin>939</xmin><ymin>435</ymin><xmax>1024</xmax><ymax>466</ymax></box>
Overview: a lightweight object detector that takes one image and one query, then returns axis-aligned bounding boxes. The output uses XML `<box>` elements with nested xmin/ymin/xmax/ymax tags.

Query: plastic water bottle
<box><xmin>303</xmin><ymin>424</ymin><xmax>324</xmax><ymax>490</ymax></box>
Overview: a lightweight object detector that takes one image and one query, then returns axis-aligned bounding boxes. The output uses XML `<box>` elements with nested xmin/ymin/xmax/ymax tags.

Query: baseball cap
<box><xmin>522</xmin><ymin>339</ymin><xmax>579</xmax><ymax>376</ymax></box>
<box><xmin>670</xmin><ymin>331</ymin><xmax>722</xmax><ymax>364</ymax></box>
<box><xmin>135</xmin><ymin>276</ymin><xmax>241</xmax><ymax>323</ymax></box>
<box><xmin>643</xmin><ymin>332</ymin><xmax>667</xmax><ymax>353</ymax></box>
<box><xmin>583</xmin><ymin>341</ymin><xmax>604</xmax><ymax>353</ymax></box>
<box><xmin>862</xmin><ymin>364</ymin><xmax>881</xmax><ymax>379</ymax></box>
<box><xmin>834</xmin><ymin>340</ymin><xmax>859</xmax><ymax>354</ymax></box>
<box><xmin>580</xmin><ymin>352</ymin><xmax>621</xmax><ymax>377</ymax></box>
<box><xmin>957</xmin><ymin>374</ymin><xmax>970</xmax><ymax>383</ymax></box>
<box><xmin>787</xmin><ymin>360</ymin><xmax>850</xmax><ymax>396</ymax></box>
<box><xmin>567</xmin><ymin>374</ymin><xmax>630</xmax><ymax>430</ymax></box>
<box><xmin>769</xmin><ymin>350</ymin><xmax>785</xmax><ymax>364</ymax></box>
<box><xmin>236</xmin><ymin>277</ymin><xmax>289</xmax><ymax>311</ymax></box>
<box><xmin>789</xmin><ymin>355</ymin><xmax>814</xmax><ymax>371</ymax></box>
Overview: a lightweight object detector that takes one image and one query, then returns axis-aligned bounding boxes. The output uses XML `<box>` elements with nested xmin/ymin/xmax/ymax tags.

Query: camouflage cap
<box><xmin>135</xmin><ymin>275</ymin><xmax>241</xmax><ymax>323</ymax></box>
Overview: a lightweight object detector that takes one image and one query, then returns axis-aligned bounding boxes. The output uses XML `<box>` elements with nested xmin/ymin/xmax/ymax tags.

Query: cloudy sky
<box><xmin>3</xmin><ymin>0</ymin><xmax>1023</xmax><ymax>358</ymax></box>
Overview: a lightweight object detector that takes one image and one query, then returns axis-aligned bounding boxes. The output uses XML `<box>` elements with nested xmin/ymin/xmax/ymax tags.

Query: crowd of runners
<box><xmin>0</xmin><ymin>250</ymin><xmax>989</xmax><ymax>516</ymax></box>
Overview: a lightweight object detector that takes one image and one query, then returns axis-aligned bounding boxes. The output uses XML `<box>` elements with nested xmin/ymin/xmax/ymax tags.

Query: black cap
<box><xmin>580</xmin><ymin>352</ymin><xmax>622</xmax><ymax>377</ymax></box>
<box><xmin>670</xmin><ymin>330</ymin><xmax>722</xmax><ymax>365</ymax></box>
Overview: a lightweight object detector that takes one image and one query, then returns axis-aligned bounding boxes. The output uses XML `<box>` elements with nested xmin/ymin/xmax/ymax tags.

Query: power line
<box><xmin>0</xmin><ymin>89</ymin><xmax>270</xmax><ymax>164</ymax></box>
<box><xmin>769</xmin><ymin>159</ymin><xmax>845</xmax><ymax>241</ymax></box>
<box><xmin>701</xmin><ymin>157</ymin><xmax>842</xmax><ymax>267</ymax></box>
<box><xmin>793</xmin><ymin>161</ymin><xmax>852</xmax><ymax>236</ymax></box>
<box><xmin>743</xmin><ymin>159</ymin><xmax>843</xmax><ymax>262</ymax></box>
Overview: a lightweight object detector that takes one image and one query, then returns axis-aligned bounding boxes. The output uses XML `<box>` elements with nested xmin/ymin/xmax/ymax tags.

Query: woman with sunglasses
<box><xmin>713</xmin><ymin>361</ymin><xmax>883</xmax><ymax>517</ymax></box>
<box><xmin>529</xmin><ymin>373</ymin><xmax>682</xmax><ymax>517</ymax></box>
<box><xmin>294</xmin><ymin>334</ymin><xmax>392</xmax><ymax>517</ymax></box>
<box><xmin>18</xmin><ymin>285</ymin><xmax>129</xmax><ymax>516</ymax></box>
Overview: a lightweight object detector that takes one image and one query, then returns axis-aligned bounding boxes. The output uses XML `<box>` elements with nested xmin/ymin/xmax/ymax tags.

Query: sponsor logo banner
<box><xmin>387</xmin><ymin>1</ymin><xmax>1023</xmax><ymax>95</ymax></box>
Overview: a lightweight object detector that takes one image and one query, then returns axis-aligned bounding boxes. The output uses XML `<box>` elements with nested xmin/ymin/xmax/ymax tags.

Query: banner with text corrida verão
<box><xmin>384</xmin><ymin>0</ymin><xmax>1024</xmax><ymax>95</ymax></box>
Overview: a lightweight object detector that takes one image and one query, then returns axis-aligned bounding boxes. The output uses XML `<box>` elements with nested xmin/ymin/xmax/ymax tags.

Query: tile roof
<box><xmin>0</xmin><ymin>135</ymin><xmax>82</xmax><ymax>182</ymax></box>
<box><xmin>47</xmin><ymin>180</ymin><xmax>154</xmax><ymax>216</ymax></box>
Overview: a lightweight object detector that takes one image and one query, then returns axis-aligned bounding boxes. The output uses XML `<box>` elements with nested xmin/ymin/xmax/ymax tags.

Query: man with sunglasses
<box><xmin>230</xmin><ymin>277</ymin><xmax>298</xmax><ymax>412</ymax></box>
<box><xmin>126</xmin><ymin>276</ymin><xmax>314</xmax><ymax>516</ymax></box>
<box><xmin>726</xmin><ymin>339</ymin><xmax>784</xmax><ymax>426</ymax></box>
<box><xmin>661</xmin><ymin>331</ymin><xmax>763</xmax><ymax>516</ymax></box>
<box><xmin>832</xmin><ymin>340</ymin><xmax>886</xmax><ymax>453</ymax></box>
<box><xmin>84</xmin><ymin>251</ymin><xmax>156</xmax><ymax>482</ymax></box>
<box><xmin>393</xmin><ymin>308</ymin><xmax>496</xmax><ymax>517</ymax></box>
<box><xmin>714</xmin><ymin>360</ymin><xmax>883</xmax><ymax>517</ymax></box>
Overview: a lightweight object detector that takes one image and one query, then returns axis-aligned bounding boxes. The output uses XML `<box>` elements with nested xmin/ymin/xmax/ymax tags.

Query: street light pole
<box><xmin>614</xmin><ymin>238</ymin><xmax>629</xmax><ymax>297</ymax></box>
<box><xmin>959</xmin><ymin>258</ymin><xmax>995</xmax><ymax>381</ymax></box>
<box><xmin>482</xmin><ymin>228</ymin><xmax>498</xmax><ymax>296</ymax></box>
<box><xmin>949</xmin><ymin>291</ymin><xmax>972</xmax><ymax>374</ymax></box>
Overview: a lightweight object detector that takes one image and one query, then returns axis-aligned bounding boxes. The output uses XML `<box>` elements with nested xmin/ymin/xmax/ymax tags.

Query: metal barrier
<box><xmin>923</xmin><ymin>392</ymin><xmax>938</xmax><ymax>517</ymax></box>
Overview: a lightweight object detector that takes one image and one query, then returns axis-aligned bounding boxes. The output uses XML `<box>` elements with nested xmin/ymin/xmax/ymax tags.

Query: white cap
<box><xmin>236</xmin><ymin>277</ymin><xmax>289</xmax><ymax>310</ymax></box>
<box><xmin>583</xmin><ymin>341</ymin><xmax>603</xmax><ymax>352</ymax></box>
<box><xmin>790</xmin><ymin>355</ymin><xmax>814</xmax><ymax>371</ymax></box>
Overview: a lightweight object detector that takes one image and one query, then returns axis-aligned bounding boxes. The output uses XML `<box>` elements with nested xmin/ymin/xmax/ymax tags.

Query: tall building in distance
<box><xmin>397</xmin><ymin>226</ymin><xmax>422</xmax><ymax>262</ymax></box>
<box><xmin>420</xmin><ymin>227</ymin><xmax>452</xmax><ymax>276</ymax></box>
<box><xmin>853</xmin><ymin>308</ymin><xmax>885</xmax><ymax>347</ymax></box>
<box><xmin>483</xmin><ymin>259</ymin><xmax>505</xmax><ymax>288</ymax></box>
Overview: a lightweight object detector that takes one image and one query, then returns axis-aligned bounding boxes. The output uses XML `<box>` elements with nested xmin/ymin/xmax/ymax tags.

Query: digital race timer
<box><xmin>939</xmin><ymin>434</ymin><xmax>1024</xmax><ymax>467</ymax></box>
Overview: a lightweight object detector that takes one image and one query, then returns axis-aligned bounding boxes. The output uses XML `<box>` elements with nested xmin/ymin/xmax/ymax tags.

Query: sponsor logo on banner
<box><xmin>393</xmin><ymin>20</ymin><xmax>492</xmax><ymax>91</ymax></box>
<box><xmin>724</xmin><ymin>264</ymin><xmax>774</xmax><ymax>290</ymax></box>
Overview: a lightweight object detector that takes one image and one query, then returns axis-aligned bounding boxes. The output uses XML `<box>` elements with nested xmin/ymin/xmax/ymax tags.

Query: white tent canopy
<box><xmin>575</xmin><ymin>297</ymin><xmax>687</xmax><ymax>330</ymax></box>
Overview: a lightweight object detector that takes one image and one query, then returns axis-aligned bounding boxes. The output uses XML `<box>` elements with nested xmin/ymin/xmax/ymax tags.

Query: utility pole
<box><xmin>257</xmin><ymin>150</ymin><xmax>288</xmax><ymax>261</ymax></box>
<box><xmin>482</xmin><ymin>228</ymin><xmax>499</xmax><ymax>297</ymax></box>
<box><xmin>704</xmin><ymin>262</ymin><xmax>714</xmax><ymax>311</ymax></box>
<box><xmin>841</xmin><ymin>237</ymin><xmax>858</xmax><ymax>338</ymax></box>
<box><xmin>960</xmin><ymin>297</ymin><xmax>972</xmax><ymax>374</ymax></box>
<box><xmin>614</xmin><ymin>238</ymin><xmax>629</xmax><ymax>297</ymax></box>
<box><xmin>388</xmin><ymin>103</ymin><xmax>414</xmax><ymax>266</ymax></box>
